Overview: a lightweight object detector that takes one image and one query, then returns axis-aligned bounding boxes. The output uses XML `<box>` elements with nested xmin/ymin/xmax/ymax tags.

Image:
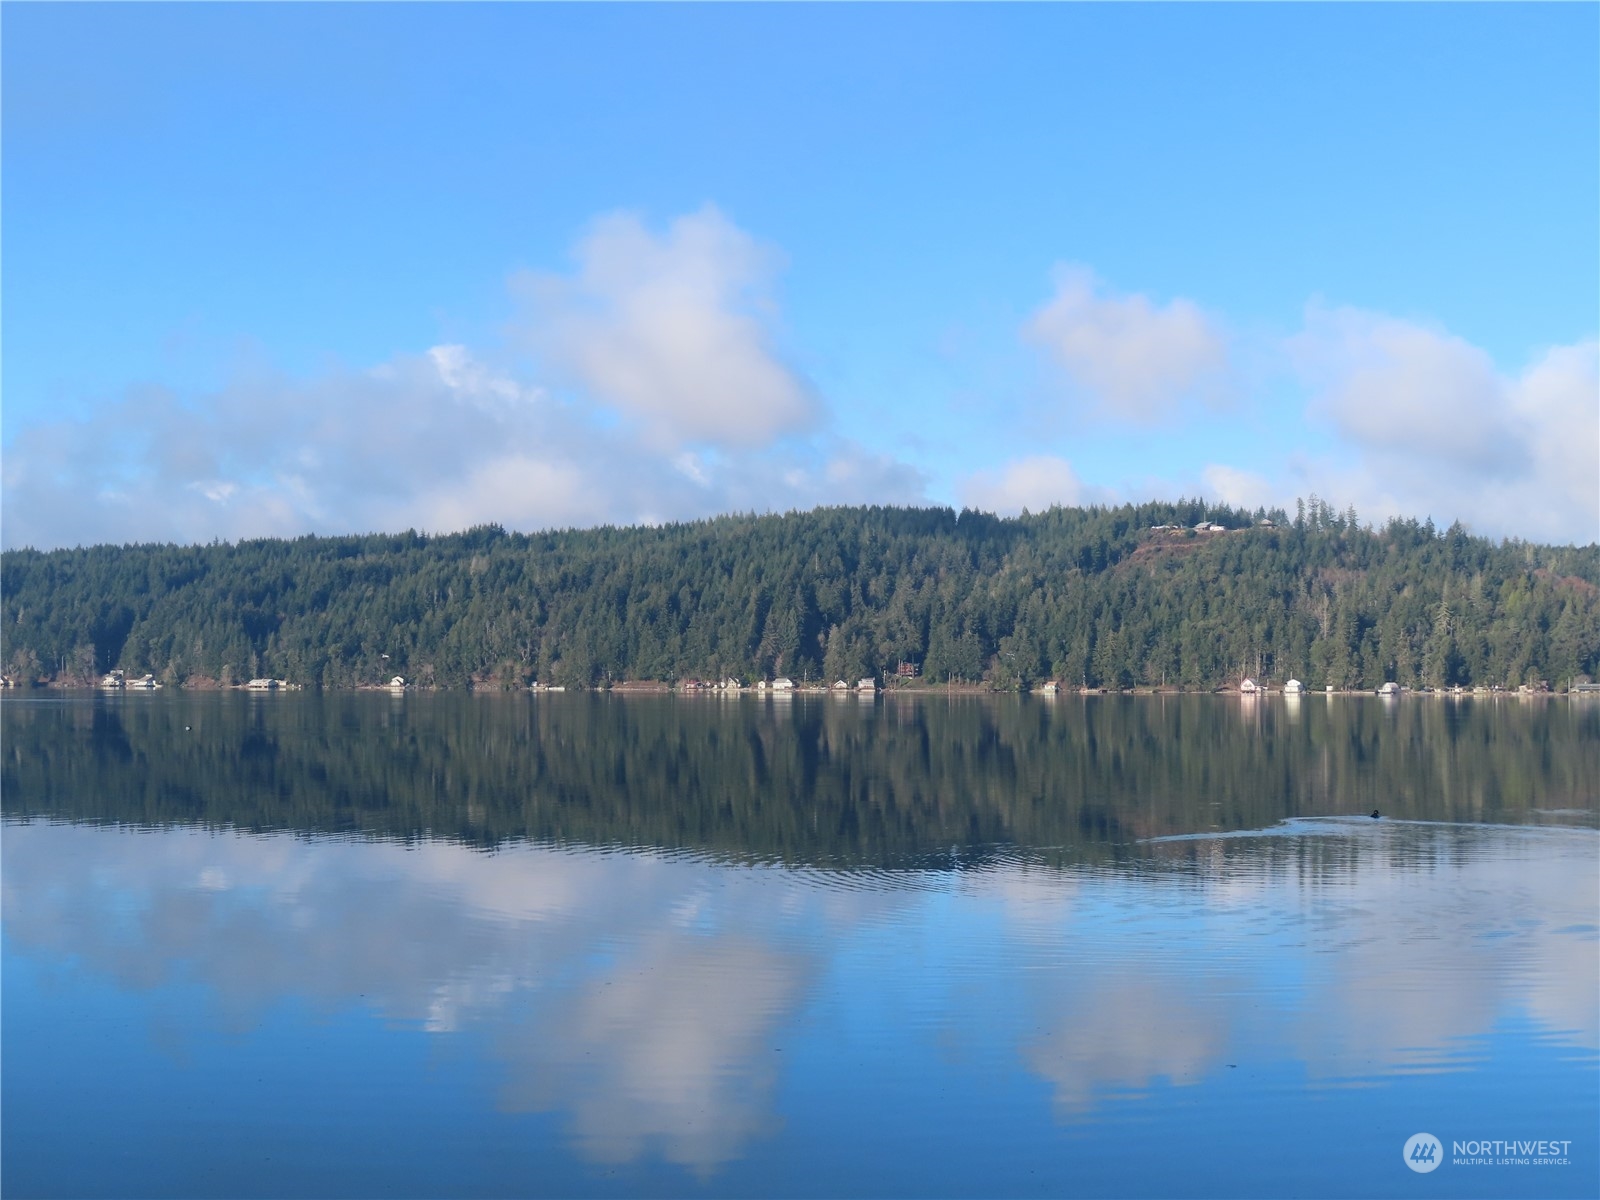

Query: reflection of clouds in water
<box><xmin>1523</xmin><ymin>925</ymin><xmax>1600</xmax><ymax>1045</ymax></box>
<box><xmin>495</xmin><ymin>933</ymin><xmax>804</xmax><ymax>1173</ymax></box>
<box><xmin>1279</xmin><ymin>831</ymin><xmax>1600</xmax><ymax>1077</ymax></box>
<box><xmin>969</xmin><ymin>863</ymin><xmax>1081</xmax><ymax>930</ymax></box>
<box><xmin>1023</xmin><ymin>974</ymin><xmax>1231</xmax><ymax>1116</ymax></box>
<box><xmin>956</xmin><ymin>825</ymin><xmax>1598</xmax><ymax>1120</ymax></box>
<box><xmin>1</xmin><ymin>824</ymin><xmax>813</xmax><ymax>1171</ymax></box>
<box><xmin>958</xmin><ymin>866</ymin><xmax>1242</xmax><ymax>1116</ymax></box>
<box><xmin>3</xmin><ymin>818</ymin><xmax>1594</xmax><ymax>1156</ymax></box>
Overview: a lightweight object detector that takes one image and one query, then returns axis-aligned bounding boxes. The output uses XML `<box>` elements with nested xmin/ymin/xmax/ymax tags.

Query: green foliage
<box><xmin>3</xmin><ymin>501</ymin><xmax>1596</xmax><ymax>690</ymax></box>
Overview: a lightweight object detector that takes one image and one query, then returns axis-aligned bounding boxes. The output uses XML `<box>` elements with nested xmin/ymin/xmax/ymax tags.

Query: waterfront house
<box><xmin>1284</xmin><ymin>679</ymin><xmax>1304</xmax><ymax>694</ymax></box>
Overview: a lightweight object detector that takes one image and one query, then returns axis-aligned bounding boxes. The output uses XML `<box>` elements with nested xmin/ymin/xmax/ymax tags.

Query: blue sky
<box><xmin>4</xmin><ymin>4</ymin><xmax>1596</xmax><ymax>548</ymax></box>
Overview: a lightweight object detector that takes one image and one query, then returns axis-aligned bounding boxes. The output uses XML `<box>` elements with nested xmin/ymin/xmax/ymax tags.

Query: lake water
<box><xmin>3</xmin><ymin>692</ymin><xmax>1596</xmax><ymax>1198</ymax></box>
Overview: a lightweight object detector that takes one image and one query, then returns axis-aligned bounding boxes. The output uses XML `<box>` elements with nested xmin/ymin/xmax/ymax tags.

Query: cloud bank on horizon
<box><xmin>4</xmin><ymin>205</ymin><xmax>1593</xmax><ymax>550</ymax></box>
<box><xmin>0</xmin><ymin>215</ymin><xmax>1588</xmax><ymax>549</ymax></box>
<box><xmin>1</xmin><ymin>209</ymin><xmax>929</xmax><ymax>550</ymax></box>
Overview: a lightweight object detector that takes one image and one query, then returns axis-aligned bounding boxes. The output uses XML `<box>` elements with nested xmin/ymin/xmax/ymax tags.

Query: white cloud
<box><xmin>1196</xmin><ymin>309</ymin><xmax>1600</xmax><ymax>543</ymax></box>
<box><xmin>4</xmin><ymin>220</ymin><xmax>1591</xmax><ymax>550</ymax></box>
<box><xmin>406</xmin><ymin>454</ymin><xmax>596</xmax><ymax>535</ymax></box>
<box><xmin>1201</xmin><ymin>464</ymin><xmax>1276</xmax><ymax>512</ymax></box>
<box><xmin>512</xmin><ymin>206</ymin><xmax>818</xmax><ymax>449</ymax></box>
<box><xmin>0</xmin><ymin>342</ymin><xmax>925</xmax><ymax>549</ymax></box>
<box><xmin>1510</xmin><ymin>339</ymin><xmax>1600</xmax><ymax>543</ymax></box>
<box><xmin>1</xmin><ymin>205</ymin><xmax>933</xmax><ymax>550</ymax></box>
<box><xmin>1025</xmin><ymin>265</ymin><xmax>1229</xmax><ymax>422</ymax></box>
<box><xmin>958</xmin><ymin>454</ymin><xmax>1113</xmax><ymax>516</ymax></box>
<box><xmin>1292</xmin><ymin>305</ymin><xmax>1529</xmax><ymax>475</ymax></box>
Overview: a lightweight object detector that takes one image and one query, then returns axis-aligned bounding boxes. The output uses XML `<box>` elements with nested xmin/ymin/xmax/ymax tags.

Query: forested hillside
<box><xmin>3</xmin><ymin>499</ymin><xmax>1597</xmax><ymax>690</ymax></box>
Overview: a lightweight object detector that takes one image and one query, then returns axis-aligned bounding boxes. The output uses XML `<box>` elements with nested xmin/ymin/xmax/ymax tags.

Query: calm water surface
<box><xmin>3</xmin><ymin>693</ymin><xmax>1596</xmax><ymax>1198</ymax></box>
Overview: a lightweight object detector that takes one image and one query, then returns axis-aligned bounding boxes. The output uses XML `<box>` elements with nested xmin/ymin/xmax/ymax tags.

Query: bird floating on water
<box><xmin>1370</xmin><ymin>809</ymin><xmax>1381</xmax><ymax>819</ymax></box>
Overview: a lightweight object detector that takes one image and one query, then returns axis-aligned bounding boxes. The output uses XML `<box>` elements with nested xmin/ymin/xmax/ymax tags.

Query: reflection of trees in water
<box><xmin>2</xmin><ymin>694</ymin><xmax>1594</xmax><ymax>865</ymax></box>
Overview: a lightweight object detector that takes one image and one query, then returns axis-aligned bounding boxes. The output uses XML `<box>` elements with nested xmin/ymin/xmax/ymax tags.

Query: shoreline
<box><xmin>9</xmin><ymin>682</ymin><xmax>1585</xmax><ymax>699</ymax></box>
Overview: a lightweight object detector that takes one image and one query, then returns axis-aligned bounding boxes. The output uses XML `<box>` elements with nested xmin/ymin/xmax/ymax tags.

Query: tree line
<box><xmin>3</xmin><ymin>498</ymin><xmax>1597</xmax><ymax>691</ymax></box>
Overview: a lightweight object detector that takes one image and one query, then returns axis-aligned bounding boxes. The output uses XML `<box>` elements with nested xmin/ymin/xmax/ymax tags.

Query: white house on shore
<box><xmin>1378</xmin><ymin>682</ymin><xmax>1400</xmax><ymax>696</ymax></box>
<box><xmin>1284</xmin><ymin>679</ymin><xmax>1304</xmax><ymax>694</ymax></box>
<box><xmin>1240</xmin><ymin>678</ymin><xmax>1258</xmax><ymax>694</ymax></box>
<box><xmin>772</xmin><ymin>677</ymin><xmax>795</xmax><ymax>692</ymax></box>
<box><xmin>857</xmin><ymin>677</ymin><xmax>877</xmax><ymax>692</ymax></box>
